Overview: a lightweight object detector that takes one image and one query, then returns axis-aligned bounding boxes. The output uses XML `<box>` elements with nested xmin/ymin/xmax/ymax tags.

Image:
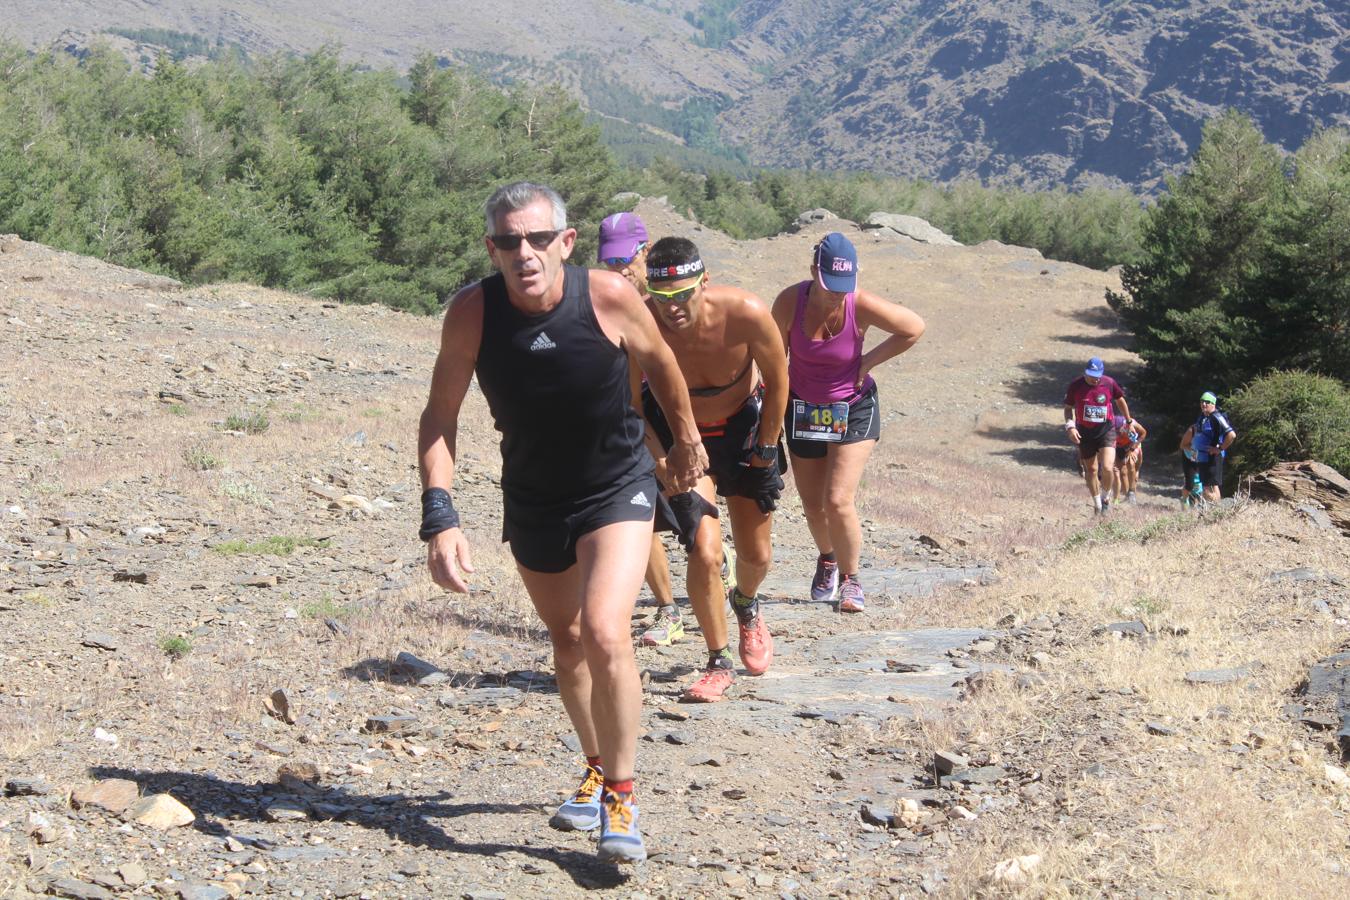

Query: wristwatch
<box><xmin>753</xmin><ymin>443</ymin><xmax>779</xmax><ymax>462</ymax></box>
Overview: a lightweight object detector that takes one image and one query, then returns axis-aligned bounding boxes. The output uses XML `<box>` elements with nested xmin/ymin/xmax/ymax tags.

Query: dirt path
<box><xmin>3</xmin><ymin>215</ymin><xmax>1347</xmax><ymax>899</ymax></box>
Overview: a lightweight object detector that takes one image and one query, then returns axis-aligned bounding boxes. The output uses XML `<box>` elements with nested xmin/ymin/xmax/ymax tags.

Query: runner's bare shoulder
<box><xmin>712</xmin><ymin>283</ymin><xmax>772</xmax><ymax>328</ymax></box>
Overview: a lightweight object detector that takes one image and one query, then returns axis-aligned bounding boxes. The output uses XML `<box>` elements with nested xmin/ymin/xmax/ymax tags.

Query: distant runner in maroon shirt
<box><xmin>1062</xmin><ymin>356</ymin><xmax>1131</xmax><ymax>514</ymax></box>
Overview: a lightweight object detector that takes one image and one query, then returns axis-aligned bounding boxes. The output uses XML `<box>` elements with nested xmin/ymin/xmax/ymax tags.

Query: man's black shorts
<box><xmin>641</xmin><ymin>386</ymin><xmax>785</xmax><ymax>499</ymax></box>
<box><xmin>1198</xmin><ymin>454</ymin><xmax>1224</xmax><ymax>487</ymax></box>
<box><xmin>1076</xmin><ymin>423</ymin><xmax>1118</xmax><ymax>459</ymax></box>
<box><xmin>785</xmin><ymin>381</ymin><xmax>881</xmax><ymax>460</ymax></box>
<box><xmin>502</xmin><ymin>471</ymin><xmax>657</xmax><ymax>574</ymax></box>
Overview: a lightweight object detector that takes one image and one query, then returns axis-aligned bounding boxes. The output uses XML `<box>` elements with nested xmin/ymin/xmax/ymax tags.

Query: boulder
<box><xmin>790</xmin><ymin>208</ymin><xmax>840</xmax><ymax>232</ymax></box>
<box><xmin>1247</xmin><ymin>461</ymin><xmax>1350</xmax><ymax>536</ymax></box>
<box><xmin>863</xmin><ymin>213</ymin><xmax>960</xmax><ymax>246</ymax></box>
<box><xmin>71</xmin><ymin>779</ymin><xmax>140</xmax><ymax>815</ymax></box>
<box><xmin>1301</xmin><ymin>650</ymin><xmax>1350</xmax><ymax>757</ymax></box>
<box><xmin>124</xmin><ymin>793</ymin><xmax>195</xmax><ymax>829</ymax></box>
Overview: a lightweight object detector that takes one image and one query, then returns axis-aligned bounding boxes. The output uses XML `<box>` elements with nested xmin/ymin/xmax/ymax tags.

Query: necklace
<box><xmin>819</xmin><ymin>304</ymin><xmax>842</xmax><ymax>339</ymax></box>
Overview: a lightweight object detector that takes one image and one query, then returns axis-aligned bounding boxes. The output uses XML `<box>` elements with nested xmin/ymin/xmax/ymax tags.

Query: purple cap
<box><xmin>814</xmin><ymin>232</ymin><xmax>858</xmax><ymax>292</ymax></box>
<box><xmin>1085</xmin><ymin>357</ymin><xmax>1105</xmax><ymax>377</ymax></box>
<box><xmin>597</xmin><ymin>212</ymin><xmax>648</xmax><ymax>263</ymax></box>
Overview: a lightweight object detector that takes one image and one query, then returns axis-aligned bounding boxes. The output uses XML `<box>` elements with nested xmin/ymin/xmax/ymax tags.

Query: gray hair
<box><xmin>483</xmin><ymin>181</ymin><xmax>567</xmax><ymax>234</ymax></box>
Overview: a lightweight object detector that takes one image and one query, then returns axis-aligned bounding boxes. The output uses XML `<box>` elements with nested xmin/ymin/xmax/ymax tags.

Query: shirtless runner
<box><xmin>632</xmin><ymin>236</ymin><xmax>789</xmax><ymax>702</ymax></box>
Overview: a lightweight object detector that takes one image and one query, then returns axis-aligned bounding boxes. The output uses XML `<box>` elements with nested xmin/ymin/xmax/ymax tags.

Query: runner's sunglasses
<box><xmin>646</xmin><ymin>282</ymin><xmax>699</xmax><ymax>304</ymax></box>
<box><xmin>601</xmin><ymin>242</ymin><xmax>647</xmax><ymax>267</ymax></box>
<box><xmin>489</xmin><ymin>230</ymin><xmax>562</xmax><ymax>251</ymax></box>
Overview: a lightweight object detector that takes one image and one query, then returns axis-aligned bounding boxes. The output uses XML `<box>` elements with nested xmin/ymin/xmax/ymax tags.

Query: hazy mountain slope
<box><xmin>721</xmin><ymin>0</ymin><xmax>1350</xmax><ymax>189</ymax></box>
<box><xmin>10</xmin><ymin>1</ymin><xmax>1350</xmax><ymax>190</ymax></box>
<box><xmin>7</xmin><ymin>0</ymin><xmax>749</xmax><ymax>97</ymax></box>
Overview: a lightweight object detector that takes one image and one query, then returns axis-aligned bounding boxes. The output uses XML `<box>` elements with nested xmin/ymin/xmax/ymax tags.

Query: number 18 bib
<box><xmin>792</xmin><ymin>399</ymin><xmax>849</xmax><ymax>442</ymax></box>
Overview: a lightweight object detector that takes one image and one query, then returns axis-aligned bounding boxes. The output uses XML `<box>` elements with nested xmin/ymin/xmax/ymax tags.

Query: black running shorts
<box><xmin>502</xmin><ymin>472</ymin><xmax>657</xmax><ymax>574</ymax></box>
<box><xmin>1076</xmin><ymin>423</ymin><xmax>1118</xmax><ymax>459</ymax></box>
<box><xmin>1197</xmin><ymin>454</ymin><xmax>1224</xmax><ymax>487</ymax></box>
<box><xmin>641</xmin><ymin>386</ymin><xmax>785</xmax><ymax>499</ymax></box>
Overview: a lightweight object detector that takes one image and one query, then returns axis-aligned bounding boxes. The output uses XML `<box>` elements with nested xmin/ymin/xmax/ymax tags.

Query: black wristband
<box><xmin>419</xmin><ymin>488</ymin><xmax>460</xmax><ymax>541</ymax></box>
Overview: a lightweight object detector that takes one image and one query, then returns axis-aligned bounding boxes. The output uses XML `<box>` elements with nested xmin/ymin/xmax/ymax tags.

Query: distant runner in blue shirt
<box><xmin>1178</xmin><ymin>391</ymin><xmax>1236</xmax><ymax>503</ymax></box>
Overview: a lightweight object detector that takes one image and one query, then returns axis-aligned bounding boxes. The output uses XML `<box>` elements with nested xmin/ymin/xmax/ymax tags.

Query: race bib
<box><xmin>792</xmin><ymin>399</ymin><xmax>849</xmax><ymax>442</ymax></box>
<box><xmin>1083</xmin><ymin>404</ymin><xmax>1108</xmax><ymax>423</ymax></box>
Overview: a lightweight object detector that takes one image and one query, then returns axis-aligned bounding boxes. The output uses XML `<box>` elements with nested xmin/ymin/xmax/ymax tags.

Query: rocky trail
<box><xmin>4</xmin><ymin>206</ymin><xmax>1350</xmax><ymax>899</ymax></box>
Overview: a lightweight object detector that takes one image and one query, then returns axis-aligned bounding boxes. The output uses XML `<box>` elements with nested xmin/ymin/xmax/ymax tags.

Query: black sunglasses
<box><xmin>489</xmin><ymin>230</ymin><xmax>562</xmax><ymax>251</ymax></box>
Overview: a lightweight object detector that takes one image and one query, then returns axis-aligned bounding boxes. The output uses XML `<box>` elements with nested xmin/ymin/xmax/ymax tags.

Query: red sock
<box><xmin>586</xmin><ymin>755</ymin><xmax>603</xmax><ymax>773</ymax></box>
<box><xmin>603</xmin><ymin>778</ymin><xmax>634</xmax><ymax>795</ymax></box>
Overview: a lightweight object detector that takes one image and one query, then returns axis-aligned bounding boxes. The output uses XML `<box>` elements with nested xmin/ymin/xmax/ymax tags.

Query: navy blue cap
<box><xmin>814</xmin><ymin>232</ymin><xmax>858</xmax><ymax>292</ymax></box>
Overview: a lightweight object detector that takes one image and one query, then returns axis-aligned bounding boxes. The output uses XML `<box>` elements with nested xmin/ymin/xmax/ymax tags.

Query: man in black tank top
<box><xmin>417</xmin><ymin>182</ymin><xmax>706</xmax><ymax>864</ymax></box>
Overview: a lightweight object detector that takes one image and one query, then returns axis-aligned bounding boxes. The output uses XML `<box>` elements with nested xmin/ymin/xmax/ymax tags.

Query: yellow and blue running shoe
<box><xmin>549</xmin><ymin>765</ymin><xmax>603</xmax><ymax>831</ymax></box>
<box><xmin>597</xmin><ymin>788</ymin><xmax>646</xmax><ymax>863</ymax></box>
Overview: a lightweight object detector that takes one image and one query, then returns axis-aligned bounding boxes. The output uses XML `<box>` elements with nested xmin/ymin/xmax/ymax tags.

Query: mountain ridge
<box><xmin>8</xmin><ymin>1</ymin><xmax>1349</xmax><ymax>191</ymax></box>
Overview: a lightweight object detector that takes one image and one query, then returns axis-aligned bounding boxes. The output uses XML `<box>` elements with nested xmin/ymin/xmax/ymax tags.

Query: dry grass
<box><xmin>0</xmin><ymin>837</ymin><xmax>21</xmax><ymax>900</ymax></box>
<box><xmin>0</xmin><ymin>702</ymin><xmax>61</xmax><ymax>761</ymax></box>
<box><xmin>870</xmin><ymin>502</ymin><xmax>1350</xmax><ymax>896</ymax></box>
<box><xmin>860</xmin><ymin>429</ymin><xmax>1087</xmax><ymax>562</ymax></box>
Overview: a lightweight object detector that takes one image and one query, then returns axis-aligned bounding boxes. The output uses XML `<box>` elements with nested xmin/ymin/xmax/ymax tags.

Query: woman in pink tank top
<box><xmin>770</xmin><ymin>232</ymin><xmax>926</xmax><ymax>613</ymax></box>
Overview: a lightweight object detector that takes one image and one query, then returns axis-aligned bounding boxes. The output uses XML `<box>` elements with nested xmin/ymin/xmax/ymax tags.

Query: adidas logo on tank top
<box><xmin>529</xmin><ymin>331</ymin><xmax>557</xmax><ymax>351</ymax></box>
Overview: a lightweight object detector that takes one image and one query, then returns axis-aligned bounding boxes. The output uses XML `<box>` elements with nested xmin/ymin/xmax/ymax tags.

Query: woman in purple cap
<box><xmin>771</xmin><ymin>232</ymin><xmax>926</xmax><ymax>613</ymax></box>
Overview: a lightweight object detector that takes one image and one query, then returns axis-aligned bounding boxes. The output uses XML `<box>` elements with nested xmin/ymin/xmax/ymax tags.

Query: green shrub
<box><xmin>630</xmin><ymin>164</ymin><xmax>1147</xmax><ymax>270</ymax></box>
<box><xmin>223</xmin><ymin>411</ymin><xmax>269</xmax><ymax>434</ymax></box>
<box><xmin>0</xmin><ymin>45</ymin><xmax>620</xmax><ymax>315</ymax></box>
<box><xmin>212</xmin><ymin>535</ymin><xmax>330</xmax><ymax>556</ymax></box>
<box><xmin>1062</xmin><ymin>513</ymin><xmax>1194</xmax><ymax>550</ymax></box>
<box><xmin>220</xmin><ymin>481</ymin><xmax>273</xmax><ymax>509</ymax></box>
<box><xmin>1225</xmin><ymin>371</ymin><xmax>1350</xmax><ymax>479</ymax></box>
<box><xmin>282</xmin><ymin>404</ymin><xmax>322</xmax><ymax>423</ymax></box>
<box><xmin>158</xmin><ymin>634</ymin><xmax>192</xmax><ymax>659</ymax></box>
<box><xmin>182</xmin><ymin>444</ymin><xmax>222</xmax><ymax>471</ymax></box>
<box><xmin>300</xmin><ymin>595</ymin><xmax>356</xmax><ymax>620</ymax></box>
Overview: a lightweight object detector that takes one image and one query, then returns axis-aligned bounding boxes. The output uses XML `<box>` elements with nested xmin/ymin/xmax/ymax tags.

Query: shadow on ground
<box><xmin>90</xmin><ymin>766</ymin><xmax>629</xmax><ymax>890</ymax></box>
<box><xmin>978</xmin><ymin>420</ymin><xmax>1082</xmax><ymax>473</ymax></box>
<box><xmin>339</xmin><ymin>660</ymin><xmax>559</xmax><ymax>696</ymax></box>
<box><xmin>1061</xmin><ymin>306</ymin><xmax>1125</xmax><ymax>330</ymax></box>
<box><xmin>995</xmin><ymin>445</ymin><xmax>1084</xmax><ymax>472</ymax></box>
<box><xmin>1005</xmin><ymin>356</ymin><xmax>1143</xmax><ymax>407</ymax></box>
<box><xmin>1054</xmin><ymin>331</ymin><xmax>1132</xmax><ymax>349</ymax></box>
<box><xmin>443</xmin><ymin>601</ymin><xmax>550</xmax><ymax>642</ymax></box>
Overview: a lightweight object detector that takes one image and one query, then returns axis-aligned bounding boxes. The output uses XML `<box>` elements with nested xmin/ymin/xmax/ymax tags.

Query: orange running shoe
<box><xmin>734</xmin><ymin>592</ymin><xmax>773</xmax><ymax>675</ymax></box>
<box><xmin>681</xmin><ymin>664</ymin><xmax>735</xmax><ymax>702</ymax></box>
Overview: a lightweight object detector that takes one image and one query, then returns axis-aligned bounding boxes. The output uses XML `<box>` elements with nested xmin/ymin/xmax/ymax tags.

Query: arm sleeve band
<box><xmin>419</xmin><ymin>488</ymin><xmax>461</xmax><ymax>541</ymax></box>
